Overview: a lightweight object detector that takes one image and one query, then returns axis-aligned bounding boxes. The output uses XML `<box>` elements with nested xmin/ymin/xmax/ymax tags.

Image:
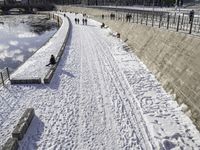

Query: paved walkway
<box><xmin>11</xmin><ymin>13</ymin><xmax>70</xmax><ymax>80</ymax></box>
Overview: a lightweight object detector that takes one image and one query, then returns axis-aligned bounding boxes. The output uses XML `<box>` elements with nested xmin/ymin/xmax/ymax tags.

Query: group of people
<box><xmin>75</xmin><ymin>18</ymin><xmax>88</xmax><ymax>25</ymax></box>
<box><xmin>126</xmin><ymin>13</ymin><xmax>132</xmax><ymax>22</ymax></box>
<box><xmin>82</xmin><ymin>18</ymin><xmax>88</xmax><ymax>25</ymax></box>
<box><xmin>110</xmin><ymin>13</ymin><xmax>115</xmax><ymax>20</ymax></box>
<box><xmin>75</xmin><ymin>18</ymin><xmax>80</xmax><ymax>24</ymax></box>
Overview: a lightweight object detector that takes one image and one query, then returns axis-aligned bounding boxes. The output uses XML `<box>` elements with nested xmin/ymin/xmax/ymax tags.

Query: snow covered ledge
<box><xmin>10</xmin><ymin>13</ymin><xmax>71</xmax><ymax>84</ymax></box>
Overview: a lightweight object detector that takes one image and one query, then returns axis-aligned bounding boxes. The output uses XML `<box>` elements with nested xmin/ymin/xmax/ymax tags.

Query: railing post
<box><xmin>189</xmin><ymin>18</ymin><xmax>194</xmax><ymax>34</ymax></box>
<box><xmin>180</xmin><ymin>13</ymin><xmax>184</xmax><ymax>30</ymax></box>
<box><xmin>181</xmin><ymin>13</ymin><xmax>184</xmax><ymax>25</ymax></box>
<box><xmin>6</xmin><ymin>67</ymin><xmax>10</xmax><ymax>80</ymax></box>
<box><xmin>173</xmin><ymin>12</ymin><xmax>176</xmax><ymax>24</ymax></box>
<box><xmin>167</xmin><ymin>14</ymin><xmax>170</xmax><ymax>29</ymax></box>
<box><xmin>57</xmin><ymin>16</ymin><xmax>59</xmax><ymax>24</ymax></box>
<box><xmin>1</xmin><ymin>72</ymin><xmax>4</xmax><ymax>86</ymax></box>
<box><xmin>159</xmin><ymin>14</ymin><xmax>162</xmax><ymax>28</ymax></box>
<box><xmin>152</xmin><ymin>13</ymin><xmax>154</xmax><ymax>27</ymax></box>
<box><xmin>176</xmin><ymin>15</ymin><xmax>180</xmax><ymax>32</ymax></box>
<box><xmin>146</xmin><ymin>13</ymin><xmax>148</xmax><ymax>26</ymax></box>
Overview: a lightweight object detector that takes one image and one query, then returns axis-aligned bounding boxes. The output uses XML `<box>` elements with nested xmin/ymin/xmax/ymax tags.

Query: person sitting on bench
<box><xmin>46</xmin><ymin>55</ymin><xmax>56</xmax><ymax>66</ymax></box>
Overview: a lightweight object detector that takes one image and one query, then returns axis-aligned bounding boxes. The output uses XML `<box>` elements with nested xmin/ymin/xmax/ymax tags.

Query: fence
<box><xmin>97</xmin><ymin>9</ymin><xmax>200</xmax><ymax>35</ymax></box>
<box><xmin>0</xmin><ymin>67</ymin><xmax>10</xmax><ymax>86</ymax></box>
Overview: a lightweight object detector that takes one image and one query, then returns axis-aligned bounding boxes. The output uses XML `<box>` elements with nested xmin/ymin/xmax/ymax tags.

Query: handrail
<box><xmin>0</xmin><ymin>67</ymin><xmax>10</xmax><ymax>86</ymax></box>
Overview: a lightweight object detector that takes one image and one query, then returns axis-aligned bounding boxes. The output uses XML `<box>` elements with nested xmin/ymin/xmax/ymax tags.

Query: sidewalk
<box><xmin>10</xmin><ymin>13</ymin><xmax>70</xmax><ymax>82</ymax></box>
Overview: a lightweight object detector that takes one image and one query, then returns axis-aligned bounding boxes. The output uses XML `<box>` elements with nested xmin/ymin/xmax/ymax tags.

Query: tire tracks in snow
<box><xmin>86</xmin><ymin>27</ymin><xmax>156</xmax><ymax>149</ymax></box>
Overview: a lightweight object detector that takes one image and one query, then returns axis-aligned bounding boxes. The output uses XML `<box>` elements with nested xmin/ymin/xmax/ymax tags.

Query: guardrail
<box><xmin>0</xmin><ymin>67</ymin><xmax>10</xmax><ymax>86</ymax></box>
<box><xmin>95</xmin><ymin>8</ymin><xmax>200</xmax><ymax>35</ymax></box>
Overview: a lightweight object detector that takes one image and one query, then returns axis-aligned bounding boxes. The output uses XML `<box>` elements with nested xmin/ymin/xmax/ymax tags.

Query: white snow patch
<box><xmin>9</xmin><ymin>40</ymin><xmax>19</xmax><ymax>46</ymax></box>
<box><xmin>18</xmin><ymin>32</ymin><xmax>38</xmax><ymax>38</ymax></box>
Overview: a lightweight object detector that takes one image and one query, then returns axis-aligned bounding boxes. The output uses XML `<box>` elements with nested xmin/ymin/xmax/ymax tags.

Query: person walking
<box><xmin>85</xmin><ymin>18</ymin><xmax>87</xmax><ymax>25</ymax></box>
<box><xmin>189</xmin><ymin>10</ymin><xmax>194</xmax><ymax>23</ymax></box>
<box><xmin>82</xmin><ymin>18</ymin><xmax>85</xmax><ymax>25</ymax></box>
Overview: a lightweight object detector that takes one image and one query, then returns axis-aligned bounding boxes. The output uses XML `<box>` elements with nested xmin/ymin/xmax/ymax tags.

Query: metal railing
<box><xmin>96</xmin><ymin>9</ymin><xmax>200</xmax><ymax>35</ymax></box>
<box><xmin>0</xmin><ymin>67</ymin><xmax>10</xmax><ymax>86</ymax></box>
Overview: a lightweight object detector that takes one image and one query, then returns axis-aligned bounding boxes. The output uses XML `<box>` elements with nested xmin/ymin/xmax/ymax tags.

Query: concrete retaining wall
<box><xmin>2</xmin><ymin>108</ymin><xmax>34</xmax><ymax>150</ymax></box>
<box><xmin>2</xmin><ymin>138</ymin><xmax>18</xmax><ymax>150</ymax></box>
<box><xmin>44</xmin><ymin>16</ymin><xmax>71</xmax><ymax>84</ymax></box>
<box><xmin>10</xmin><ymin>78</ymin><xmax>41</xmax><ymax>84</ymax></box>
<box><xmin>60</xmin><ymin>6</ymin><xmax>200</xmax><ymax>130</ymax></box>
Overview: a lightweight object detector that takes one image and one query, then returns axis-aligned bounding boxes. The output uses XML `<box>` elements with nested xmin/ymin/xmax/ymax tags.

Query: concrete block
<box><xmin>2</xmin><ymin>138</ymin><xmax>18</xmax><ymax>150</ymax></box>
<box><xmin>12</xmin><ymin>108</ymin><xmax>35</xmax><ymax>140</ymax></box>
<box><xmin>44</xmin><ymin>69</ymin><xmax>55</xmax><ymax>84</ymax></box>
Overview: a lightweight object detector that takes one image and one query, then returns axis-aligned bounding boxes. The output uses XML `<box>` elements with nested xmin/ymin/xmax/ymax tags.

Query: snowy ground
<box><xmin>0</xmin><ymin>12</ymin><xmax>200</xmax><ymax>149</ymax></box>
<box><xmin>11</xmin><ymin>13</ymin><xmax>69</xmax><ymax>80</ymax></box>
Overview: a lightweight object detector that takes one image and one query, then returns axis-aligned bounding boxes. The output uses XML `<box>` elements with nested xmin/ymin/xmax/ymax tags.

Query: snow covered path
<box><xmin>0</xmin><ymin>13</ymin><xmax>200</xmax><ymax>149</ymax></box>
<box><xmin>11</xmin><ymin>13</ymin><xmax>70</xmax><ymax>80</ymax></box>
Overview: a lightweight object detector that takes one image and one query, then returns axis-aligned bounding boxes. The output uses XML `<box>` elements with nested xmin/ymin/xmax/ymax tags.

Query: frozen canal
<box><xmin>0</xmin><ymin>13</ymin><xmax>200</xmax><ymax>149</ymax></box>
<box><xmin>0</xmin><ymin>14</ymin><xmax>58</xmax><ymax>71</ymax></box>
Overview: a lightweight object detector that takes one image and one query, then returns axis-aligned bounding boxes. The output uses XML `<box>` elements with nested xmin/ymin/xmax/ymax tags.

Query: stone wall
<box><xmin>58</xmin><ymin>6</ymin><xmax>200</xmax><ymax>130</ymax></box>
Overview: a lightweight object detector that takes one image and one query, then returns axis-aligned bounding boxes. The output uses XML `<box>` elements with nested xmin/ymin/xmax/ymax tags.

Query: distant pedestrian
<box><xmin>101</xmin><ymin>22</ymin><xmax>105</xmax><ymax>28</ymax></box>
<box><xmin>77</xmin><ymin>18</ymin><xmax>80</xmax><ymax>24</ymax></box>
<box><xmin>84</xmin><ymin>18</ymin><xmax>87</xmax><ymax>25</ymax></box>
<box><xmin>46</xmin><ymin>55</ymin><xmax>56</xmax><ymax>66</ymax></box>
<box><xmin>102</xmin><ymin>14</ymin><xmax>104</xmax><ymax>19</ymax></box>
<box><xmin>82</xmin><ymin>18</ymin><xmax>85</xmax><ymax>25</ymax></box>
<box><xmin>189</xmin><ymin>10</ymin><xmax>194</xmax><ymax>23</ymax></box>
<box><xmin>75</xmin><ymin>18</ymin><xmax>77</xmax><ymax>24</ymax></box>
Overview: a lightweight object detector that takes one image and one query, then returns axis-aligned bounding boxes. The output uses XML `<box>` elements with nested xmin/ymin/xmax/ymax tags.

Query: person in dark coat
<box><xmin>84</xmin><ymin>18</ymin><xmax>87</xmax><ymax>25</ymax></box>
<box><xmin>101</xmin><ymin>22</ymin><xmax>105</xmax><ymax>28</ymax></box>
<box><xmin>82</xmin><ymin>18</ymin><xmax>85</xmax><ymax>25</ymax></box>
<box><xmin>102</xmin><ymin>14</ymin><xmax>104</xmax><ymax>19</ymax></box>
<box><xmin>46</xmin><ymin>55</ymin><xmax>56</xmax><ymax>66</ymax></box>
<box><xmin>77</xmin><ymin>18</ymin><xmax>80</xmax><ymax>24</ymax></box>
<box><xmin>189</xmin><ymin>10</ymin><xmax>194</xmax><ymax>23</ymax></box>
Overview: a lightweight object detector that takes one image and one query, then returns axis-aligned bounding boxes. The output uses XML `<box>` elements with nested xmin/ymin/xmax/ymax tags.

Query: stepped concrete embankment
<box><xmin>59</xmin><ymin>6</ymin><xmax>200</xmax><ymax>129</ymax></box>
